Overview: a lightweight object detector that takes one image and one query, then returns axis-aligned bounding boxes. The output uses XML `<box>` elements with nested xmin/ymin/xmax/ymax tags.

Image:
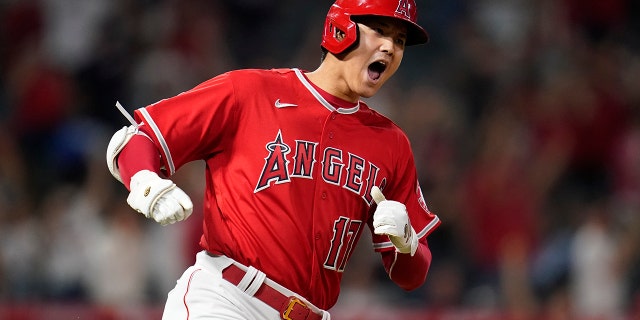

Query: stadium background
<box><xmin>1</xmin><ymin>0</ymin><xmax>639</xmax><ymax>319</ymax></box>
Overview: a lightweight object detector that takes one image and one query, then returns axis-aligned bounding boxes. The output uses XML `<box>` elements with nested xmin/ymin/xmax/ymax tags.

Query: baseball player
<box><xmin>106</xmin><ymin>0</ymin><xmax>440</xmax><ymax>319</ymax></box>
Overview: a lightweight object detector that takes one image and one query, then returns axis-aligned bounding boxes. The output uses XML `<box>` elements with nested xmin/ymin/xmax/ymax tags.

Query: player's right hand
<box><xmin>127</xmin><ymin>170</ymin><xmax>193</xmax><ymax>225</ymax></box>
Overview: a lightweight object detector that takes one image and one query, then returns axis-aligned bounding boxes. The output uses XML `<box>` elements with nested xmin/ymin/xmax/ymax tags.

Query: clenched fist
<box><xmin>127</xmin><ymin>170</ymin><xmax>193</xmax><ymax>225</ymax></box>
<box><xmin>371</xmin><ymin>186</ymin><xmax>418</xmax><ymax>256</ymax></box>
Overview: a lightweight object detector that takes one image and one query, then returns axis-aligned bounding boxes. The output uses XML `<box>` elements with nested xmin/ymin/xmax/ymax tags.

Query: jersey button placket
<box><xmin>329</xmin><ymin>113</ymin><xmax>337</xmax><ymax>140</ymax></box>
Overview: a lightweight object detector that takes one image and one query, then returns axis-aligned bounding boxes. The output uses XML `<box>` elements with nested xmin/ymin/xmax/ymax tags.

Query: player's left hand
<box><xmin>371</xmin><ymin>186</ymin><xmax>418</xmax><ymax>256</ymax></box>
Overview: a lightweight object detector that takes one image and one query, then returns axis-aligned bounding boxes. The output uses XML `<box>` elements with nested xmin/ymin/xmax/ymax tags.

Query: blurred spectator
<box><xmin>458</xmin><ymin>104</ymin><xmax>538</xmax><ymax>316</ymax></box>
<box><xmin>84</xmin><ymin>200</ymin><xmax>147</xmax><ymax>306</ymax></box>
<box><xmin>0</xmin><ymin>124</ymin><xmax>39</xmax><ymax>300</ymax></box>
<box><xmin>39</xmin><ymin>119</ymin><xmax>112</xmax><ymax>301</ymax></box>
<box><xmin>0</xmin><ymin>203</ymin><xmax>41</xmax><ymax>301</ymax></box>
<box><xmin>569</xmin><ymin>197</ymin><xmax>625</xmax><ymax>318</ymax></box>
<box><xmin>40</xmin><ymin>0</ymin><xmax>114</xmax><ymax>72</ymax></box>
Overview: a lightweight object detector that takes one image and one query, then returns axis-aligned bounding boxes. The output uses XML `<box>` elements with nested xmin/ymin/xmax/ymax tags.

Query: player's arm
<box><xmin>380</xmin><ymin>239</ymin><xmax>431</xmax><ymax>290</ymax></box>
<box><xmin>371</xmin><ymin>186</ymin><xmax>431</xmax><ymax>290</ymax></box>
<box><xmin>117</xmin><ymin>132</ymin><xmax>162</xmax><ymax>189</ymax></box>
<box><xmin>106</xmin><ymin>124</ymin><xmax>193</xmax><ymax>225</ymax></box>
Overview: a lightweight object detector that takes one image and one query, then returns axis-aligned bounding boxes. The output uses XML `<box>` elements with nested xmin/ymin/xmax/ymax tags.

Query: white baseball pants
<box><xmin>161</xmin><ymin>251</ymin><xmax>330</xmax><ymax>320</ymax></box>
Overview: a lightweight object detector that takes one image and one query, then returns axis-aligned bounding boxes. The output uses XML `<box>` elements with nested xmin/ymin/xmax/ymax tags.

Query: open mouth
<box><xmin>368</xmin><ymin>61</ymin><xmax>387</xmax><ymax>81</ymax></box>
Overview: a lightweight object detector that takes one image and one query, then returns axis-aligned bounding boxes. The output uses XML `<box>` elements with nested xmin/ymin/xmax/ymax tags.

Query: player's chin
<box><xmin>359</xmin><ymin>78</ymin><xmax>386</xmax><ymax>98</ymax></box>
<box><xmin>359</xmin><ymin>87</ymin><xmax>380</xmax><ymax>99</ymax></box>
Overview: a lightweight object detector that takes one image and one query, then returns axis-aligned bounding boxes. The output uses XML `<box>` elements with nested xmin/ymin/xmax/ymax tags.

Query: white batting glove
<box><xmin>127</xmin><ymin>170</ymin><xmax>193</xmax><ymax>226</ymax></box>
<box><xmin>371</xmin><ymin>186</ymin><xmax>418</xmax><ymax>256</ymax></box>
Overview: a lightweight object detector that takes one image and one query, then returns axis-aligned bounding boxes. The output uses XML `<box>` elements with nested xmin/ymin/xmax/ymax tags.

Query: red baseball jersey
<box><xmin>133</xmin><ymin>68</ymin><xmax>440</xmax><ymax>309</ymax></box>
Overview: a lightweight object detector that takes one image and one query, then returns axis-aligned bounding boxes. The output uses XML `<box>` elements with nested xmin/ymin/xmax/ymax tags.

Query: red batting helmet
<box><xmin>321</xmin><ymin>0</ymin><xmax>429</xmax><ymax>54</ymax></box>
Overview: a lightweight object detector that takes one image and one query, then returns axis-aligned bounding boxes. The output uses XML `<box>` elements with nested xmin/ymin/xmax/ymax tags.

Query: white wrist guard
<box><xmin>106</xmin><ymin>125</ymin><xmax>139</xmax><ymax>183</ymax></box>
<box><xmin>127</xmin><ymin>170</ymin><xmax>193</xmax><ymax>225</ymax></box>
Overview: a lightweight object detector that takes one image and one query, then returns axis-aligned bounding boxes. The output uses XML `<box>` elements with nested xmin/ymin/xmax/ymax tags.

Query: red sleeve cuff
<box><xmin>381</xmin><ymin>240</ymin><xmax>432</xmax><ymax>291</ymax></box>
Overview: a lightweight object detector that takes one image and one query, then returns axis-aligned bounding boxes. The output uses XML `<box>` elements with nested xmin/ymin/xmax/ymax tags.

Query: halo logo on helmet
<box><xmin>321</xmin><ymin>0</ymin><xmax>429</xmax><ymax>54</ymax></box>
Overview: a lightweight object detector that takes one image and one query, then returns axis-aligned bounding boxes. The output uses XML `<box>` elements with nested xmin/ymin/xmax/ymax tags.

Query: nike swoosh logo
<box><xmin>274</xmin><ymin>99</ymin><xmax>298</xmax><ymax>108</ymax></box>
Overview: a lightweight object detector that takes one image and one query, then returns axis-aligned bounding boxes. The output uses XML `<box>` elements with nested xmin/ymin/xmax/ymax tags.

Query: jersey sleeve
<box><xmin>371</xmin><ymin>131</ymin><xmax>441</xmax><ymax>252</ymax></box>
<box><xmin>133</xmin><ymin>72</ymin><xmax>239</xmax><ymax>176</ymax></box>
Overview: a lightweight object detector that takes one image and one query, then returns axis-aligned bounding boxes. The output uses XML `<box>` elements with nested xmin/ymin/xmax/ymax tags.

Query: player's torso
<box><xmin>138</xmin><ymin>68</ymin><xmax>405</xmax><ymax>308</ymax></box>
<box><xmin>202</xmin><ymin>69</ymin><xmax>401</xmax><ymax>308</ymax></box>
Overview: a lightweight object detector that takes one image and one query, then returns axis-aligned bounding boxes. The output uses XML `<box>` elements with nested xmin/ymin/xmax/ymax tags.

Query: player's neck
<box><xmin>301</xmin><ymin>73</ymin><xmax>359</xmax><ymax>109</ymax></box>
<box><xmin>305</xmin><ymin>60</ymin><xmax>359</xmax><ymax>103</ymax></box>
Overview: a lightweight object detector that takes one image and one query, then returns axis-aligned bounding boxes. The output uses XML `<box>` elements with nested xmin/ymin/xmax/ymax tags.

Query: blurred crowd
<box><xmin>1</xmin><ymin>0</ymin><xmax>639</xmax><ymax>319</ymax></box>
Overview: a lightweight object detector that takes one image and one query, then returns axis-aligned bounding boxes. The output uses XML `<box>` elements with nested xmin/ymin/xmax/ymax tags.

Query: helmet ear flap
<box><xmin>322</xmin><ymin>14</ymin><xmax>358</xmax><ymax>54</ymax></box>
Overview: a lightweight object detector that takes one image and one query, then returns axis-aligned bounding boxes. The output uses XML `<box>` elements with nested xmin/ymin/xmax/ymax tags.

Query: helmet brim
<box><xmin>405</xmin><ymin>21</ymin><xmax>429</xmax><ymax>46</ymax></box>
<box><xmin>352</xmin><ymin>14</ymin><xmax>429</xmax><ymax>46</ymax></box>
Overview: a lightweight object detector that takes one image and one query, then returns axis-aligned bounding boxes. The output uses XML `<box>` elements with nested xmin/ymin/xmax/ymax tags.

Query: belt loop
<box><xmin>237</xmin><ymin>266</ymin><xmax>258</xmax><ymax>292</ymax></box>
<box><xmin>245</xmin><ymin>270</ymin><xmax>266</xmax><ymax>296</ymax></box>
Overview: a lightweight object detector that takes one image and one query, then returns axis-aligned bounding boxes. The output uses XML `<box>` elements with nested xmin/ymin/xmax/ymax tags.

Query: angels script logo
<box><xmin>255</xmin><ymin>130</ymin><xmax>386</xmax><ymax>205</ymax></box>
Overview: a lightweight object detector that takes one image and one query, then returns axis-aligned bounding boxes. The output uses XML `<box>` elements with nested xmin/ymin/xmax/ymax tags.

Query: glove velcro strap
<box><xmin>390</xmin><ymin>226</ymin><xmax>418</xmax><ymax>256</ymax></box>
